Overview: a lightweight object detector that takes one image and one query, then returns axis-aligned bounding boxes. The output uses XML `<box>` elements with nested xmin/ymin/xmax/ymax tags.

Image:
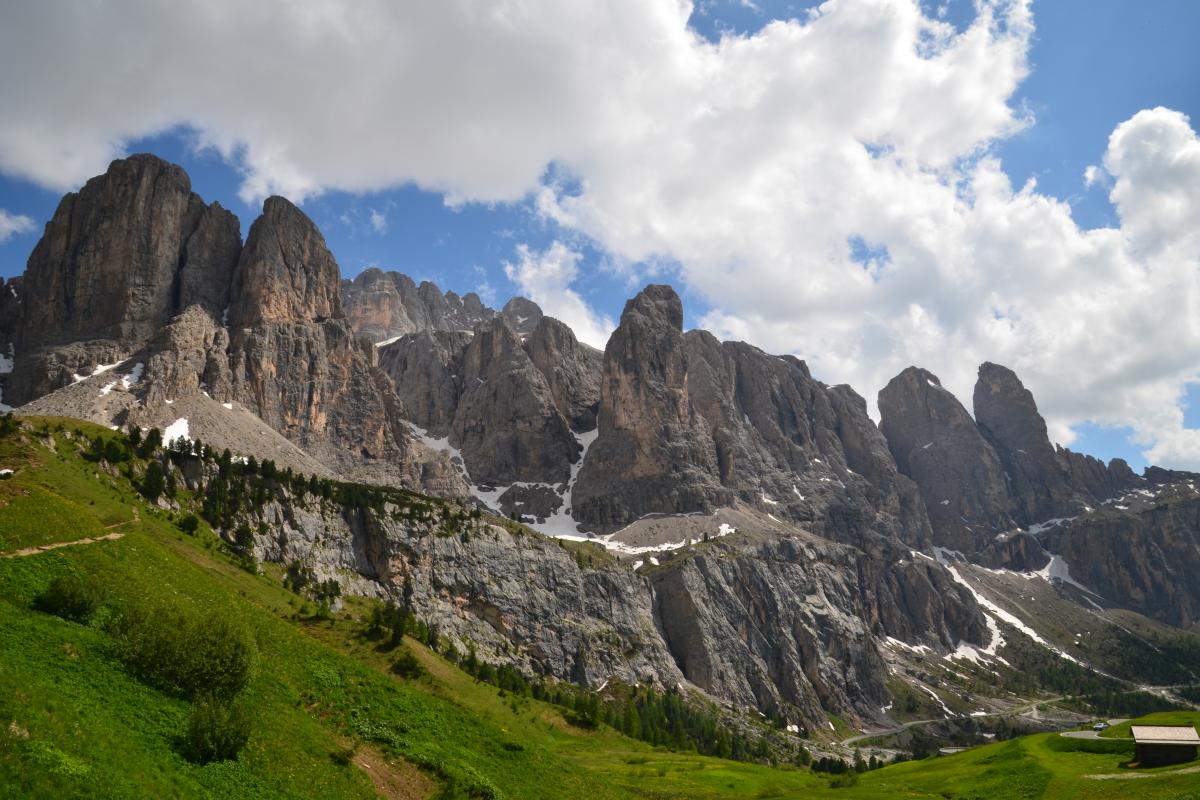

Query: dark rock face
<box><xmin>452</xmin><ymin>320</ymin><xmax>577</xmax><ymax>486</ymax></box>
<box><xmin>523</xmin><ymin>316</ymin><xmax>602</xmax><ymax>431</ymax></box>
<box><xmin>878</xmin><ymin>367</ymin><xmax>1015</xmax><ymax>552</ymax></box>
<box><xmin>229</xmin><ymin>196</ymin><xmax>341</xmax><ymax>327</ymax></box>
<box><xmin>0</xmin><ymin>277</ymin><xmax>20</xmax><ymax>349</ymax></box>
<box><xmin>340</xmin><ymin>267</ymin><xmax>541</xmax><ymax>343</ymax></box>
<box><xmin>1043</xmin><ymin>496</ymin><xmax>1200</xmax><ymax>628</ymax></box>
<box><xmin>378</xmin><ymin>330</ymin><xmax>473</xmax><ymax>433</ymax></box>
<box><xmin>574</xmin><ymin>285</ymin><xmax>934</xmax><ymax>546</ymax></box>
<box><xmin>1056</xmin><ymin>447</ymin><xmax>1138</xmax><ymax>502</ymax></box>
<box><xmin>500</xmin><ymin>296</ymin><xmax>543</xmax><ymax>333</ymax></box>
<box><xmin>377</xmin><ymin>318</ymin><xmax>583</xmax><ymax>487</ymax></box>
<box><xmin>574</xmin><ymin>286</ymin><xmax>728</xmax><ymax>527</ymax></box>
<box><xmin>7</xmin><ymin>154</ymin><xmax>241</xmax><ymax>404</ymax></box>
<box><xmin>973</xmin><ymin>362</ymin><xmax>1076</xmax><ymax>526</ymax></box>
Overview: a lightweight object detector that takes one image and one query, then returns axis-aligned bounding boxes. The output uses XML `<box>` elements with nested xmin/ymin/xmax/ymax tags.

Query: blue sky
<box><xmin>1</xmin><ymin>0</ymin><xmax>1198</xmax><ymax>471</ymax></box>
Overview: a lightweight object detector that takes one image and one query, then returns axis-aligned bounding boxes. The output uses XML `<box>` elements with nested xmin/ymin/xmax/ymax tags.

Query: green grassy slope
<box><xmin>2</xmin><ymin>417</ymin><xmax>1198</xmax><ymax>799</ymax></box>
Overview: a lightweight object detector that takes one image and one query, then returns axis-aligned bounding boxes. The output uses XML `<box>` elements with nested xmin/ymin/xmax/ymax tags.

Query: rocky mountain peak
<box><xmin>6</xmin><ymin>152</ymin><xmax>241</xmax><ymax>404</ymax></box>
<box><xmin>973</xmin><ymin>362</ymin><xmax>1076</xmax><ymax>525</ymax></box>
<box><xmin>228</xmin><ymin>196</ymin><xmax>342</xmax><ymax>327</ymax></box>
<box><xmin>340</xmin><ymin>268</ymin><xmax>542</xmax><ymax>343</ymax></box>
<box><xmin>879</xmin><ymin>366</ymin><xmax>1015</xmax><ymax>551</ymax></box>
<box><xmin>621</xmin><ymin>283</ymin><xmax>684</xmax><ymax>332</ymax></box>
<box><xmin>523</xmin><ymin>316</ymin><xmax>601</xmax><ymax>431</ymax></box>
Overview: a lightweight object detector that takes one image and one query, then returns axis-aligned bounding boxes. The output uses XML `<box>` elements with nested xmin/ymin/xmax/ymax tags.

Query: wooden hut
<box><xmin>1131</xmin><ymin>725</ymin><xmax>1200</xmax><ymax>767</ymax></box>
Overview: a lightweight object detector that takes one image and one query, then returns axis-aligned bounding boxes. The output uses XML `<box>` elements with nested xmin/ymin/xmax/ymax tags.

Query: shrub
<box><xmin>186</xmin><ymin>694</ymin><xmax>251</xmax><ymax>764</ymax></box>
<box><xmin>827</xmin><ymin>772</ymin><xmax>859</xmax><ymax>788</ymax></box>
<box><xmin>178</xmin><ymin>514</ymin><xmax>200</xmax><ymax>535</ymax></box>
<box><xmin>391</xmin><ymin>647</ymin><xmax>425</xmax><ymax>680</ymax></box>
<box><xmin>34</xmin><ymin>574</ymin><xmax>103</xmax><ymax>623</ymax></box>
<box><xmin>109</xmin><ymin>598</ymin><xmax>256</xmax><ymax>699</ymax></box>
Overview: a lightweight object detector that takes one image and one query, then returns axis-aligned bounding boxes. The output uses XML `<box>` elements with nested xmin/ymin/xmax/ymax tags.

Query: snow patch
<box><xmin>938</xmin><ymin>553</ymin><xmax>1078</xmax><ymax>664</ymax></box>
<box><xmin>717</xmin><ymin>522</ymin><xmax>736</xmax><ymax>538</ymax></box>
<box><xmin>0</xmin><ymin>343</ymin><xmax>13</xmax><ymax>374</ymax></box>
<box><xmin>885</xmin><ymin>636</ymin><xmax>932</xmax><ymax>655</ymax></box>
<box><xmin>99</xmin><ymin>381</ymin><xmax>117</xmax><ymax>396</ymax></box>
<box><xmin>760</xmin><ymin>493</ymin><xmax>778</xmax><ymax>506</ymax></box>
<box><xmin>163</xmin><ymin>418</ymin><xmax>191</xmax><ymax>446</ymax></box>
<box><xmin>919</xmin><ymin>684</ymin><xmax>953</xmax><ymax>717</ymax></box>
<box><xmin>121</xmin><ymin>362</ymin><xmax>143</xmax><ymax>390</ymax></box>
<box><xmin>72</xmin><ymin>359</ymin><xmax>126</xmax><ymax>383</ymax></box>
<box><xmin>1026</xmin><ymin>517</ymin><xmax>1074</xmax><ymax>536</ymax></box>
<box><xmin>222</xmin><ymin>402</ymin><xmax>233</xmax><ymax>410</ymax></box>
<box><xmin>376</xmin><ymin>335</ymin><xmax>403</xmax><ymax>347</ymax></box>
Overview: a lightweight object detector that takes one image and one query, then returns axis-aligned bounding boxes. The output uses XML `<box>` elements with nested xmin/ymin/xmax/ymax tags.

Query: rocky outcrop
<box><xmin>341</xmin><ymin>267</ymin><xmax>541</xmax><ymax>343</ymax></box>
<box><xmin>452</xmin><ymin>319</ymin><xmax>577</xmax><ymax>486</ymax></box>
<box><xmin>1055</xmin><ymin>446</ymin><xmax>1138</xmax><ymax>502</ymax></box>
<box><xmin>226</xmin><ymin>480</ymin><xmax>987</xmax><ymax>728</ymax></box>
<box><xmin>7</xmin><ymin>154</ymin><xmax>240</xmax><ymax>404</ymax></box>
<box><xmin>879</xmin><ymin>367</ymin><xmax>1015</xmax><ymax>552</ymax></box>
<box><xmin>499</xmin><ymin>296</ymin><xmax>543</xmax><ymax>333</ymax></box>
<box><xmin>224</xmin><ymin>196</ymin><xmax>460</xmax><ymax>490</ymax></box>
<box><xmin>573</xmin><ymin>285</ymin><xmax>934</xmax><ymax>546</ymax></box>
<box><xmin>523</xmin><ymin>316</ymin><xmax>602</xmax><ymax>431</ymax></box>
<box><xmin>228</xmin><ymin>196</ymin><xmax>340</xmax><ymax>327</ymax></box>
<box><xmin>573</xmin><ymin>286</ymin><xmax>728</xmax><ymax>527</ymax></box>
<box><xmin>972</xmin><ymin>362</ymin><xmax>1139</xmax><ymax>525</ymax></box>
<box><xmin>378</xmin><ymin>330</ymin><xmax>473</xmax><ymax>433</ymax></box>
<box><xmin>973</xmin><ymin>362</ymin><xmax>1077</xmax><ymax>526</ymax></box>
<box><xmin>1042</xmin><ymin>491</ymin><xmax>1200</xmax><ymax>628</ymax></box>
<box><xmin>378</xmin><ymin>318</ymin><xmax>581</xmax><ymax>487</ymax></box>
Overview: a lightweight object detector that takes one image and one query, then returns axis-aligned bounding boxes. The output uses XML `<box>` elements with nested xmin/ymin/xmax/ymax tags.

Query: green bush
<box><xmin>391</xmin><ymin>647</ymin><xmax>425</xmax><ymax>680</ymax></box>
<box><xmin>827</xmin><ymin>771</ymin><xmax>859</xmax><ymax>788</ymax></box>
<box><xmin>34</xmin><ymin>574</ymin><xmax>103</xmax><ymax>623</ymax></box>
<box><xmin>177</xmin><ymin>514</ymin><xmax>200</xmax><ymax>535</ymax></box>
<box><xmin>186</xmin><ymin>694</ymin><xmax>251</xmax><ymax>764</ymax></box>
<box><xmin>109</xmin><ymin>598</ymin><xmax>257</xmax><ymax>699</ymax></box>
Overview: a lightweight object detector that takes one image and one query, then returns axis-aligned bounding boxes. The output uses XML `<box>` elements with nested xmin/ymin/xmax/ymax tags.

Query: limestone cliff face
<box><xmin>228</xmin><ymin>196</ymin><xmax>341</xmax><ymax>327</ymax></box>
<box><xmin>573</xmin><ymin>286</ymin><xmax>727</xmax><ymax>527</ymax></box>
<box><xmin>222</xmin><ymin>480</ymin><xmax>986</xmax><ymax>729</ymax></box>
<box><xmin>971</xmin><ymin>362</ymin><xmax>1138</xmax><ymax>525</ymax></box>
<box><xmin>524</xmin><ymin>316</ymin><xmax>602</xmax><ymax>431</ymax></box>
<box><xmin>7</xmin><ymin>154</ymin><xmax>241</xmax><ymax>403</ymax></box>
<box><xmin>973</xmin><ymin>362</ymin><xmax>1076</xmax><ymax>526</ymax></box>
<box><xmin>223</xmin><ymin>196</ymin><xmax>459</xmax><ymax>490</ymax></box>
<box><xmin>878</xmin><ymin>367</ymin><xmax>1015</xmax><ymax>552</ymax></box>
<box><xmin>341</xmin><ymin>267</ymin><xmax>541</xmax><ymax>343</ymax></box>
<box><xmin>376</xmin><ymin>314</ymin><xmax>601</xmax><ymax>489</ymax></box>
<box><xmin>452</xmin><ymin>319</ymin><xmax>577</xmax><ymax>485</ymax></box>
<box><xmin>1042</xmin><ymin>490</ymin><xmax>1200</xmax><ymax>628</ymax></box>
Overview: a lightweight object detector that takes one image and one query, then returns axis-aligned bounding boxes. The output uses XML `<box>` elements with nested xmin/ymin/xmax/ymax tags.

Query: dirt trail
<box><xmin>2</xmin><ymin>531</ymin><xmax>127</xmax><ymax>558</ymax></box>
<box><xmin>1</xmin><ymin>507</ymin><xmax>136</xmax><ymax>558</ymax></box>
<box><xmin>1085</xmin><ymin>764</ymin><xmax>1200</xmax><ymax>780</ymax></box>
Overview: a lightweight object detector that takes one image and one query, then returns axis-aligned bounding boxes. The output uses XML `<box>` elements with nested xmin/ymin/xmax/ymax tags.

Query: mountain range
<box><xmin>2</xmin><ymin>154</ymin><xmax>1197</xmax><ymax>734</ymax></box>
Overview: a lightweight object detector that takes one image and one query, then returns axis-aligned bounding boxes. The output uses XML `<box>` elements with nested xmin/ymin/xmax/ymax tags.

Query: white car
<box><xmin>1093</xmin><ymin>722</ymin><xmax>1109</xmax><ymax>732</ymax></box>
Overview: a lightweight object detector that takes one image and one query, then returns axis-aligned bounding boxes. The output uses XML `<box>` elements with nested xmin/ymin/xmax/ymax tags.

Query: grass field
<box><xmin>2</xmin><ymin>417</ymin><xmax>1198</xmax><ymax>799</ymax></box>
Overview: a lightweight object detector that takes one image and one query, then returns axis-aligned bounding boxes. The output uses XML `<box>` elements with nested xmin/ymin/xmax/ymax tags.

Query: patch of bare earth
<box><xmin>354</xmin><ymin>744</ymin><xmax>437</xmax><ymax>800</ymax></box>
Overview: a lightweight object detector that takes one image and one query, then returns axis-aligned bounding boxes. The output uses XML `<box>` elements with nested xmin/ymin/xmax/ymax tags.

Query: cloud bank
<box><xmin>2</xmin><ymin>0</ymin><xmax>1200</xmax><ymax>465</ymax></box>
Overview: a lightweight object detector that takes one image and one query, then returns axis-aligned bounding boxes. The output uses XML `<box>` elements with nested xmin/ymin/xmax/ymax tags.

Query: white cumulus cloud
<box><xmin>0</xmin><ymin>209</ymin><xmax>36</xmax><ymax>243</ymax></box>
<box><xmin>504</xmin><ymin>242</ymin><xmax>615</xmax><ymax>348</ymax></box>
<box><xmin>2</xmin><ymin>0</ymin><xmax>1200</xmax><ymax>467</ymax></box>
